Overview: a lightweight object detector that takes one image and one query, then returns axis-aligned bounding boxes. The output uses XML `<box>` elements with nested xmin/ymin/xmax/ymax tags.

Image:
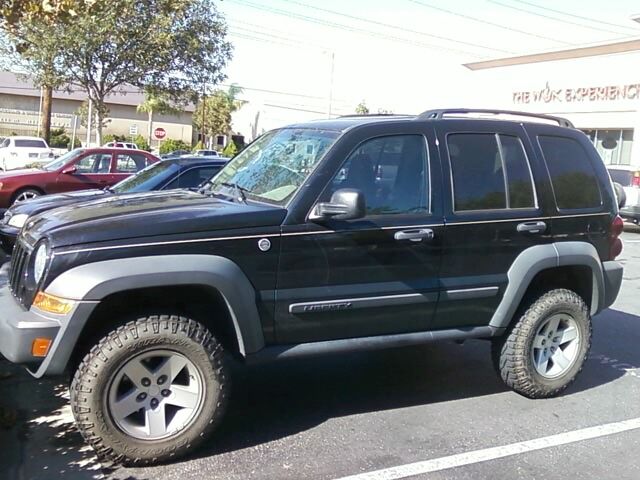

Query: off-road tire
<box><xmin>491</xmin><ymin>289</ymin><xmax>592</xmax><ymax>398</ymax></box>
<box><xmin>70</xmin><ymin>315</ymin><xmax>228</xmax><ymax>466</ymax></box>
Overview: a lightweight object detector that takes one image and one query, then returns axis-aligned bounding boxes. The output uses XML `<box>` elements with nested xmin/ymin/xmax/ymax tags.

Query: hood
<box><xmin>23</xmin><ymin>190</ymin><xmax>287</xmax><ymax>248</ymax></box>
<box><xmin>0</xmin><ymin>168</ymin><xmax>41</xmax><ymax>179</ymax></box>
<box><xmin>8</xmin><ymin>189</ymin><xmax>107</xmax><ymax>218</ymax></box>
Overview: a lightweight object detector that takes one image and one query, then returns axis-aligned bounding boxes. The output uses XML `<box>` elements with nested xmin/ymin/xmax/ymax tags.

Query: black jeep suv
<box><xmin>0</xmin><ymin>109</ymin><xmax>624</xmax><ymax>465</ymax></box>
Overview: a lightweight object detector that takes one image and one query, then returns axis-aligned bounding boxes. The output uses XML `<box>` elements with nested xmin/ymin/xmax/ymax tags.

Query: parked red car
<box><xmin>0</xmin><ymin>148</ymin><xmax>159</xmax><ymax>208</ymax></box>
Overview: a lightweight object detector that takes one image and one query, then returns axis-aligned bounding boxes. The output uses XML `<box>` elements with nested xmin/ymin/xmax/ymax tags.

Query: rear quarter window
<box><xmin>538</xmin><ymin>135</ymin><xmax>602</xmax><ymax>210</ymax></box>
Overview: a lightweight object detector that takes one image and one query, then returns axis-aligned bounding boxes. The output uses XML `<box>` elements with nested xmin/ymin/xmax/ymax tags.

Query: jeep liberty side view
<box><xmin>0</xmin><ymin>109</ymin><xmax>624</xmax><ymax>465</ymax></box>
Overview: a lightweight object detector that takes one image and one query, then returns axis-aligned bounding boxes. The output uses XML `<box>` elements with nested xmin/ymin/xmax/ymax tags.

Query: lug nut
<box><xmin>136</xmin><ymin>392</ymin><xmax>147</xmax><ymax>402</ymax></box>
<box><xmin>150</xmin><ymin>398</ymin><xmax>159</xmax><ymax>409</ymax></box>
<box><xmin>161</xmin><ymin>389</ymin><xmax>171</xmax><ymax>397</ymax></box>
<box><xmin>141</xmin><ymin>377</ymin><xmax>151</xmax><ymax>387</ymax></box>
<box><xmin>157</xmin><ymin>375</ymin><xmax>168</xmax><ymax>385</ymax></box>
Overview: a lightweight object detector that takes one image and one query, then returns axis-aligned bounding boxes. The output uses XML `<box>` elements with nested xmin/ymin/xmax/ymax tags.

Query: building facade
<box><xmin>464</xmin><ymin>39</ymin><xmax>640</xmax><ymax>167</ymax></box>
<box><xmin>0</xmin><ymin>71</ymin><xmax>195</xmax><ymax>148</ymax></box>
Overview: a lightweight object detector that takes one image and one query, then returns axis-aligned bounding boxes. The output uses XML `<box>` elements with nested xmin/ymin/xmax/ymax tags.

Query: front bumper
<box><xmin>0</xmin><ymin>223</ymin><xmax>18</xmax><ymax>254</ymax></box>
<box><xmin>0</xmin><ymin>284</ymin><xmax>60</xmax><ymax>366</ymax></box>
<box><xmin>602</xmin><ymin>261</ymin><xmax>624</xmax><ymax>310</ymax></box>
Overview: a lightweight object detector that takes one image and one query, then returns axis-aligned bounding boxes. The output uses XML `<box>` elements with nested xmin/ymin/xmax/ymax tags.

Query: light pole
<box><xmin>328</xmin><ymin>51</ymin><xmax>335</xmax><ymax>118</ymax></box>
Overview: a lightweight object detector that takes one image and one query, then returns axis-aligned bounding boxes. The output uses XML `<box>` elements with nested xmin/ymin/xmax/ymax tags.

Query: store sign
<box><xmin>513</xmin><ymin>82</ymin><xmax>640</xmax><ymax>104</ymax></box>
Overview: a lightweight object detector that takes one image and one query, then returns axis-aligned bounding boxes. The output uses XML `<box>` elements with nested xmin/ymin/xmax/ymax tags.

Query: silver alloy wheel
<box><xmin>531</xmin><ymin>313</ymin><xmax>581</xmax><ymax>379</ymax></box>
<box><xmin>107</xmin><ymin>350</ymin><xmax>205</xmax><ymax>441</ymax></box>
<box><xmin>15</xmin><ymin>190</ymin><xmax>40</xmax><ymax>202</ymax></box>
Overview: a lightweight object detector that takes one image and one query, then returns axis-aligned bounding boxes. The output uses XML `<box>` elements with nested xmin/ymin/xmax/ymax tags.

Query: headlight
<box><xmin>7</xmin><ymin>213</ymin><xmax>28</xmax><ymax>228</ymax></box>
<box><xmin>33</xmin><ymin>242</ymin><xmax>49</xmax><ymax>284</ymax></box>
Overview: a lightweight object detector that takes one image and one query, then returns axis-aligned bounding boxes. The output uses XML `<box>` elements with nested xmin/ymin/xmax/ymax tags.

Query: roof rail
<box><xmin>417</xmin><ymin>108</ymin><xmax>574</xmax><ymax>128</ymax></box>
<box><xmin>338</xmin><ymin>113</ymin><xmax>412</xmax><ymax>118</ymax></box>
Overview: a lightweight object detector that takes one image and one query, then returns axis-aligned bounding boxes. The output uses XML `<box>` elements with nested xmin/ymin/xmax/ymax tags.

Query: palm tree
<box><xmin>137</xmin><ymin>91</ymin><xmax>181</xmax><ymax>145</ymax></box>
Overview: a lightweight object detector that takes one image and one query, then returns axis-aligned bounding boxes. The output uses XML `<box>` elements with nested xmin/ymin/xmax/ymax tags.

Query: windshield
<box><xmin>209</xmin><ymin>128</ymin><xmax>340</xmax><ymax>205</ymax></box>
<box><xmin>111</xmin><ymin>161</ymin><xmax>181</xmax><ymax>193</ymax></box>
<box><xmin>42</xmin><ymin>149</ymin><xmax>85</xmax><ymax>171</ymax></box>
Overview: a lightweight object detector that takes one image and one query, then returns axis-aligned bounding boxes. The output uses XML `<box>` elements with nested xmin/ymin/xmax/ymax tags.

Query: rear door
<box><xmin>112</xmin><ymin>152</ymin><xmax>153</xmax><ymax>184</ymax></box>
<box><xmin>432</xmin><ymin>120</ymin><xmax>555</xmax><ymax>330</ymax></box>
<box><xmin>275</xmin><ymin>126</ymin><xmax>445</xmax><ymax>343</ymax></box>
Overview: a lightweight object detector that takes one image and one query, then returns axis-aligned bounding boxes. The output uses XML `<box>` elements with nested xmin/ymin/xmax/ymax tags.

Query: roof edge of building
<box><xmin>464</xmin><ymin>38</ymin><xmax>640</xmax><ymax>70</ymax></box>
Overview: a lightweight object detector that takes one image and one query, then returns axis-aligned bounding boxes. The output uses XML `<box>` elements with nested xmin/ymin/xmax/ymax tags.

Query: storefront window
<box><xmin>581</xmin><ymin>129</ymin><xmax>634</xmax><ymax>165</ymax></box>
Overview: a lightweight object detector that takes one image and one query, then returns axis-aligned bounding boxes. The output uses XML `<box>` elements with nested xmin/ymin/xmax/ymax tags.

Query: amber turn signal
<box><xmin>32</xmin><ymin>338</ymin><xmax>52</xmax><ymax>357</ymax></box>
<box><xmin>33</xmin><ymin>291</ymin><xmax>75</xmax><ymax>315</ymax></box>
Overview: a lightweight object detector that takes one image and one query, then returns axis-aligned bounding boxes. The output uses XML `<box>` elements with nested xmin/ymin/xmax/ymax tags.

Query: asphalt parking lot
<box><xmin>1</xmin><ymin>228</ymin><xmax>640</xmax><ymax>480</ymax></box>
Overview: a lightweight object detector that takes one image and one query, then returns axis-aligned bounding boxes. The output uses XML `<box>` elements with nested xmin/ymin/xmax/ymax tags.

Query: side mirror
<box><xmin>61</xmin><ymin>166</ymin><xmax>77</xmax><ymax>175</ymax></box>
<box><xmin>311</xmin><ymin>188</ymin><xmax>366</xmax><ymax>221</ymax></box>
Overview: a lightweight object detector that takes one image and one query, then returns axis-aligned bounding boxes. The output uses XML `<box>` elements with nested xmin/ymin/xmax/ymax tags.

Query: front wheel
<box><xmin>12</xmin><ymin>188</ymin><xmax>42</xmax><ymax>204</ymax></box>
<box><xmin>70</xmin><ymin>315</ymin><xmax>228</xmax><ymax>466</ymax></box>
<box><xmin>492</xmin><ymin>289</ymin><xmax>592</xmax><ymax>398</ymax></box>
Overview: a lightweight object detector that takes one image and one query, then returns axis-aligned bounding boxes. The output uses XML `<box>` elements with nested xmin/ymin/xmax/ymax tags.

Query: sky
<box><xmin>217</xmin><ymin>0</ymin><xmax>640</xmax><ymax>134</ymax></box>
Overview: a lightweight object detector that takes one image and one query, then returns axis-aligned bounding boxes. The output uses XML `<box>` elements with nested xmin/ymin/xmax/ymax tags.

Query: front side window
<box><xmin>448</xmin><ymin>133</ymin><xmax>536</xmax><ymax>211</ymax></box>
<box><xmin>538</xmin><ymin>135</ymin><xmax>602</xmax><ymax>210</ymax></box>
<box><xmin>75</xmin><ymin>153</ymin><xmax>112</xmax><ymax>173</ymax></box>
<box><xmin>43</xmin><ymin>149</ymin><xmax>84</xmax><ymax>171</ymax></box>
<box><xmin>210</xmin><ymin>128</ymin><xmax>340</xmax><ymax>205</ymax></box>
<box><xmin>112</xmin><ymin>161</ymin><xmax>180</xmax><ymax>193</ymax></box>
<box><xmin>326</xmin><ymin>134</ymin><xmax>429</xmax><ymax>215</ymax></box>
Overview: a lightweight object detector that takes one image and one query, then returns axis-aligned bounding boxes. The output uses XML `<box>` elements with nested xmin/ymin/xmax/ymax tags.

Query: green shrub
<box><xmin>159</xmin><ymin>138</ymin><xmax>191</xmax><ymax>155</ymax></box>
<box><xmin>133</xmin><ymin>134</ymin><xmax>150</xmax><ymax>152</ymax></box>
<box><xmin>192</xmin><ymin>140</ymin><xmax>205</xmax><ymax>152</ymax></box>
<box><xmin>222</xmin><ymin>140</ymin><xmax>238</xmax><ymax>157</ymax></box>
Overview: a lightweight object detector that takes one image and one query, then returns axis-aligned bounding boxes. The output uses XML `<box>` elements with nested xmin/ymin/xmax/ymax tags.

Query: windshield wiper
<box><xmin>220</xmin><ymin>182</ymin><xmax>252</xmax><ymax>203</ymax></box>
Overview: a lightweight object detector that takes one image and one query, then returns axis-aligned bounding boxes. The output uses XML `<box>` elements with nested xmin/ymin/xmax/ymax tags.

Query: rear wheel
<box><xmin>70</xmin><ymin>315</ymin><xmax>228</xmax><ymax>466</ymax></box>
<box><xmin>492</xmin><ymin>289</ymin><xmax>591</xmax><ymax>398</ymax></box>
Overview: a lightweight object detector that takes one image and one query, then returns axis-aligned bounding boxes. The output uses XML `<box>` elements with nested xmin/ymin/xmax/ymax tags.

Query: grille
<box><xmin>9</xmin><ymin>239</ymin><xmax>31</xmax><ymax>306</ymax></box>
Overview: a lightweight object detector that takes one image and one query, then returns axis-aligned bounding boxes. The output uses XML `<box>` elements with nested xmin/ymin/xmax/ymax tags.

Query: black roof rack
<box><xmin>417</xmin><ymin>108</ymin><xmax>574</xmax><ymax>128</ymax></box>
<box><xmin>338</xmin><ymin>113</ymin><xmax>412</xmax><ymax>118</ymax></box>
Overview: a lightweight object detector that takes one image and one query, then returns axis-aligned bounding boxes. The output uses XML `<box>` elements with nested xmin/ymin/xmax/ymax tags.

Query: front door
<box><xmin>275</xmin><ymin>131</ymin><xmax>444</xmax><ymax>344</ymax></box>
<box><xmin>53</xmin><ymin>151</ymin><xmax>115</xmax><ymax>193</ymax></box>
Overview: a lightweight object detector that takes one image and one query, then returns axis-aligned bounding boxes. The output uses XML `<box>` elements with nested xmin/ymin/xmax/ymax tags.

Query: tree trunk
<box><xmin>41</xmin><ymin>85</ymin><xmax>53</xmax><ymax>143</ymax></box>
<box><xmin>95</xmin><ymin>104</ymin><xmax>103</xmax><ymax>146</ymax></box>
<box><xmin>147</xmin><ymin>109</ymin><xmax>153</xmax><ymax>146</ymax></box>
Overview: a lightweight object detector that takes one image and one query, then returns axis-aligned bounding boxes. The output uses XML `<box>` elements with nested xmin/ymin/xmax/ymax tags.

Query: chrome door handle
<box><xmin>394</xmin><ymin>228</ymin><xmax>435</xmax><ymax>242</ymax></box>
<box><xmin>517</xmin><ymin>221</ymin><xmax>547</xmax><ymax>234</ymax></box>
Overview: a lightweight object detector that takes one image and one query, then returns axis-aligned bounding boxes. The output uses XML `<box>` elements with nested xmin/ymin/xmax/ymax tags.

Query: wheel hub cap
<box><xmin>107</xmin><ymin>350</ymin><xmax>204</xmax><ymax>440</ymax></box>
<box><xmin>531</xmin><ymin>313</ymin><xmax>581</xmax><ymax>379</ymax></box>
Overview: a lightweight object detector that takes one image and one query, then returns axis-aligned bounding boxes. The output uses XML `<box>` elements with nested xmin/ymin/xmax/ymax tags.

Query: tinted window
<box><xmin>75</xmin><ymin>153</ymin><xmax>111</xmax><ymax>173</ymax></box>
<box><xmin>448</xmin><ymin>134</ymin><xmax>506</xmax><ymax>211</ymax></box>
<box><xmin>499</xmin><ymin>135</ymin><xmax>536</xmax><ymax>208</ymax></box>
<box><xmin>14</xmin><ymin>139</ymin><xmax>47</xmax><ymax>148</ymax></box>
<box><xmin>538</xmin><ymin>136</ymin><xmax>602</xmax><ymax>209</ymax></box>
<box><xmin>116</xmin><ymin>153</ymin><xmax>147</xmax><ymax>173</ymax></box>
<box><xmin>328</xmin><ymin>135</ymin><xmax>429</xmax><ymax>215</ymax></box>
<box><xmin>164</xmin><ymin>166</ymin><xmax>221</xmax><ymax>189</ymax></box>
<box><xmin>608</xmin><ymin>169</ymin><xmax>632</xmax><ymax>187</ymax></box>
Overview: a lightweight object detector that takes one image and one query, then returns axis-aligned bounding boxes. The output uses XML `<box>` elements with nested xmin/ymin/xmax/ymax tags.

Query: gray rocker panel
<box><xmin>45</xmin><ymin>255</ymin><xmax>265</xmax><ymax>357</ymax></box>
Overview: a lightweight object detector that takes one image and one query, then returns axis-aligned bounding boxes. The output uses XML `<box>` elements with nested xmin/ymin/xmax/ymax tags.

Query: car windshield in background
<box><xmin>209</xmin><ymin>128</ymin><xmax>340</xmax><ymax>205</ymax></box>
<box><xmin>42</xmin><ymin>149</ymin><xmax>85</xmax><ymax>171</ymax></box>
<box><xmin>111</xmin><ymin>161</ymin><xmax>181</xmax><ymax>193</ymax></box>
<box><xmin>14</xmin><ymin>139</ymin><xmax>47</xmax><ymax>148</ymax></box>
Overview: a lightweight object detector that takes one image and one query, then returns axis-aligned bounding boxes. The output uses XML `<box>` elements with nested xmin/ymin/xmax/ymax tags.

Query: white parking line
<box><xmin>335</xmin><ymin>417</ymin><xmax>640</xmax><ymax>480</ymax></box>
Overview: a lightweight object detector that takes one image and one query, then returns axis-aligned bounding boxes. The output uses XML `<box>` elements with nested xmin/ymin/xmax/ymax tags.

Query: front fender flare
<box><xmin>46</xmin><ymin>254</ymin><xmax>265</xmax><ymax>356</ymax></box>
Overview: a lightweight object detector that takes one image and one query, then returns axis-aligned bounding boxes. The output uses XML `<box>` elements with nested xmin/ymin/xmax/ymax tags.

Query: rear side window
<box><xmin>14</xmin><ymin>139</ymin><xmax>47</xmax><ymax>148</ymax></box>
<box><xmin>538</xmin><ymin>135</ymin><xmax>602</xmax><ymax>210</ymax></box>
<box><xmin>448</xmin><ymin>133</ymin><xmax>536</xmax><ymax>211</ymax></box>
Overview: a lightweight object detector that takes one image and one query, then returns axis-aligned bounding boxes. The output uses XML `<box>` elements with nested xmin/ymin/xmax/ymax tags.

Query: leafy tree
<box><xmin>0</xmin><ymin>0</ymin><xmax>96</xmax><ymax>27</ymax></box>
<box><xmin>355</xmin><ymin>100</ymin><xmax>369</xmax><ymax>115</ymax></box>
<box><xmin>74</xmin><ymin>100</ymin><xmax>110</xmax><ymax>142</ymax></box>
<box><xmin>159</xmin><ymin>138</ymin><xmax>191</xmax><ymax>155</ymax></box>
<box><xmin>6</xmin><ymin>0</ymin><xmax>232</xmax><ymax>145</ymax></box>
<box><xmin>193</xmin><ymin>84</ymin><xmax>245</xmax><ymax>142</ymax></box>
<box><xmin>192</xmin><ymin>140</ymin><xmax>205</xmax><ymax>152</ymax></box>
<box><xmin>137</xmin><ymin>90</ymin><xmax>182</xmax><ymax>146</ymax></box>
